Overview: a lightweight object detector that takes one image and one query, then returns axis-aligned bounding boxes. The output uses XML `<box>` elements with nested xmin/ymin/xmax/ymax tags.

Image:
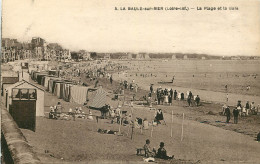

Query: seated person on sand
<box><xmin>115</xmin><ymin>107</ymin><xmax>121</xmax><ymax>123</ymax></box>
<box><xmin>109</xmin><ymin>108</ymin><xmax>116</xmax><ymax>118</ymax></box>
<box><xmin>155</xmin><ymin>109</ymin><xmax>165</xmax><ymax>125</ymax></box>
<box><xmin>156</xmin><ymin>142</ymin><xmax>174</xmax><ymax>160</ymax></box>
<box><xmin>251</xmin><ymin>102</ymin><xmax>256</xmax><ymax>115</ymax></box>
<box><xmin>123</xmin><ymin>114</ymin><xmax>132</xmax><ymax>125</ymax></box>
<box><xmin>68</xmin><ymin>108</ymin><xmax>73</xmax><ymax>115</ymax></box>
<box><xmin>78</xmin><ymin>107</ymin><xmax>85</xmax><ymax>118</ymax></box>
<box><xmin>143</xmin><ymin>118</ymin><xmax>149</xmax><ymax>130</ymax></box>
<box><xmin>56</xmin><ymin>102</ymin><xmax>63</xmax><ymax>113</ymax></box>
<box><xmin>144</xmin><ymin>139</ymin><xmax>156</xmax><ymax>157</ymax></box>
<box><xmin>49</xmin><ymin>106</ymin><xmax>55</xmax><ymax>119</ymax></box>
<box><xmin>134</xmin><ymin>118</ymin><xmax>141</xmax><ymax>128</ymax></box>
<box><xmin>87</xmin><ymin>110</ymin><xmax>94</xmax><ymax>120</ymax></box>
<box><xmin>78</xmin><ymin>107</ymin><xmax>82</xmax><ymax>113</ymax></box>
<box><xmin>75</xmin><ymin>107</ymin><xmax>79</xmax><ymax>114</ymax></box>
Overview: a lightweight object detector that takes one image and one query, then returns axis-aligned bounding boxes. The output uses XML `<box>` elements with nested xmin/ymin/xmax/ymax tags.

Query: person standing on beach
<box><xmin>187</xmin><ymin>96</ymin><xmax>191</xmax><ymax>106</ymax></box>
<box><xmin>150</xmin><ymin>85</ymin><xmax>153</xmax><ymax>94</ymax></box>
<box><xmin>174</xmin><ymin>90</ymin><xmax>177</xmax><ymax>100</ymax></box>
<box><xmin>178</xmin><ymin>92</ymin><xmax>181</xmax><ymax>101</ymax></box>
<box><xmin>233</xmin><ymin>107</ymin><xmax>239</xmax><ymax>124</ymax></box>
<box><xmin>189</xmin><ymin>91</ymin><xmax>193</xmax><ymax>99</ymax></box>
<box><xmin>135</xmin><ymin>84</ymin><xmax>138</xmax><ymax>93</ymax></box>
<box><xmin>169</xmin><ymin>95</ymin><xmax>172</xmax><ymax>106</ymax></box>
<box><xmin>245</xmin><ymin>101</ymin><xmax>250</xmax><ymax>116</ymax></box>
<box><xmin>186</xmin><ymin>91</ymin><xmax>189</xmax><ymax>99</ymax></box>
<box><xmin>181</xmin><ymin>92</ymin><xmax>184</xmax><ymax>100</ymax></box>
<box><xmin>195</xmin><ymin>95</ymin><xmax>200</xmax><ymax>107</ymax></box>
<box><xmin>225</xmin><ymin>106</ymin><xmax>231</xmax><ymax>123</ymax></box>
<box><xmin>164</xmin><ymin>94</ymin><xmax>168</xmax><ymax>105</ymax></box>
<box><xmin>110</xmin><ymin>75</ymin><xmax>113</xmax><ymax>84</ymax></box>
<box><xmin>226</xmin><ymin>94</ymin><xmax>229</xmax><ymax>102</ymax></box>
<box><xmin>170</xmin><ymin>88</ymin><xmax>173</xmax><ymax>98</ymax></box>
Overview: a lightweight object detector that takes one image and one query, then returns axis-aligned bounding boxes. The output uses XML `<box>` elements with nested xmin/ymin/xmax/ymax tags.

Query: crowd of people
<box><xmin>43</xmin><ymin>60</ymin><xmax>259</xmax><ymax>163</ymax></box>
<box><xmin>143</xmin><ymin>85</ymin><xmax>201</xmax><ymax>107</ymax></box>
<box><xmin>223</xmin><ymin>100</ymin><xmax>259</xmax><ymax>124</ymax></box>
<box><xmin>49</xmin><ymin>102</ymin><xmax>94</xmax><ymax>120</ymax></box>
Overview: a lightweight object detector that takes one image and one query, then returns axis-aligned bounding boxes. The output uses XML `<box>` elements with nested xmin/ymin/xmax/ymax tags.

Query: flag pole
<box><xmin>181</xmin><ymin>113</ymin><xmax>184</xmax><ymax>141</ymax></box>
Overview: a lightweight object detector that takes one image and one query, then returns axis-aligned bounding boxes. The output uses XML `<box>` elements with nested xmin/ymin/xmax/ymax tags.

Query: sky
<box><xmin>2</xmin><ymin>0</ymin><xmax>260</xmax><ymax>56</ymax></box>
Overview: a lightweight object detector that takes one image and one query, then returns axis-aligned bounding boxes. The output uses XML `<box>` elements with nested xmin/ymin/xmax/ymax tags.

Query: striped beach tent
<box><xmin>88</xmin><ymin>88</ymin><xmax>108</xmax><ymax>109</ymax></box>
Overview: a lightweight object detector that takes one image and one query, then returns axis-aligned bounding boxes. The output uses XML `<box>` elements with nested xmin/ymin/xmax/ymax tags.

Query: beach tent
<box><xmin>31</xmin><ymin>71</ymin><xmax>39</xmax><ymax>81</ymax></box>
<box><xmin>41</xmin><ymin>75</ymin><xmax>55</xmax><ymax>87</ymax></box>
<box><xmin>88</xmin><ymin>87</ymin><xmax>109</xmax><ymax>109</ymax></box>
<box><xmin>47</xmin><ymin>78</ymin><xmax>64</xmax><ymax>93</ymax></box>
<box><xmin>4</xmin><ymin>80</ymin><xmax>45</xmax><ymax>116</ymax></box>
<box><xmin>36</xmin><ymin>73</ymin><xmax>48</xmax><ymax>85</ymax></box>
<box><xmin>69</xmin><ymin>85</ymin><xmax>90</xmax><ymax>104</ymax></box>
<box><xmin>53</xmin><ymin>80</ymin><xmax>73</xmax><ymax>99</ymax></box>
<box><xmin>62</xmin><ymin>83</ymin><xmax>73</xmax><ymax>102</ymax></box>
<box><xmin>48</xmin><ymin>70</ymin><xmax>60</xmax><ymax>76</ymax></box>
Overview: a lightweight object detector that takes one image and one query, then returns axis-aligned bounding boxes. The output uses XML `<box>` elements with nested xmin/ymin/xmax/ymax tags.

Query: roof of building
<box><xmin>7</xmin><ymin>80</ymin><xmax>45</xmax><ymax>92</ymax></box>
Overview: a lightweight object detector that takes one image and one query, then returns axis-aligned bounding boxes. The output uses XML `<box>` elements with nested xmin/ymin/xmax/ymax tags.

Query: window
<box><xmin>20</xmin><ymin>89</ymin><xmax>28</xmax><ymax>100</ymax></box>
<box><xmin>12</xmin><ymin>88</ymin><xmax>37</xmax><ymax>100</ymax></box>
<box><xmin>28</xmin><ymin>89</ymin><xmax>37</xmax><ymax>100</ymax></box>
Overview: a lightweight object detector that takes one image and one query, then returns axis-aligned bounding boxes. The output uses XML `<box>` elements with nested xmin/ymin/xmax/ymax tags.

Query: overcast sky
<box><xmin>2</xmin><ymin>0</ymin><xmax>260</xmax><ymax>56</ymax></box>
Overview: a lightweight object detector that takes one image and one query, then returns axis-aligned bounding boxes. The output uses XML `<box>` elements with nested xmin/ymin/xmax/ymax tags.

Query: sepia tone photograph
<box><xmin>1</xmin><ymin>0</ymin><xmax>260</xmax><ymax>163</ymax></box>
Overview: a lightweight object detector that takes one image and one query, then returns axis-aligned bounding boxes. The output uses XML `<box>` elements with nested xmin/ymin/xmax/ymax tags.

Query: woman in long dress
<box><xmin>164</xmin><ymin>95</ymin><xmax>168</xmax><ymax>105</ymax></box>
<box><xmin>178</xmin><ymin>92</ymin><xmax>181</xmax><ymax>101</ymax></box>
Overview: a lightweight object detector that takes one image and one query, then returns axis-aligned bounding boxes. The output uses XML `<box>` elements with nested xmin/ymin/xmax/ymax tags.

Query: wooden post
<box><xmin>151</xmin><ymin>124</ymin><xmax>153</xmax><ymax>137</ymax></box>
<box><xmin>181</xmin><ymin>113</ymin><xmax>184</xmax><ymax>141</ymax></box>
<box><xmin>96</xmin><ymin>116</ymin><xmax>98</xmax><ymax>123</ymax></box>
<box><xmin>140</xmin><ymin>123</ymin><xmax>143</xmax><ymax>134</ymax></box>
<box><xmin>127</xmin><ymin>124</ymin><xmax>130</xmax><ymax>136</ymax></box>
<box><xmin>171</xmin><ymin>110</ymin><xmax>173</xmax><ymax>137</ymax></box>
<box><xmin>131</xmin><ymin>125</ymin><xmax>134</xmax><ymax>140</ymax></box>
<box><xmin>118</xmin><ymin>111</ymin><xmax>122</xmax><ymax>133</ymax></box>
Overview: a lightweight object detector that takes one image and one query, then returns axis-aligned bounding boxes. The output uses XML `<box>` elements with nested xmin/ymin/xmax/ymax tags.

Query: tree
<box><xmin>90</xmin><ymin>52</ymin><xmax>97</xmax><ymax>59</ymax></box>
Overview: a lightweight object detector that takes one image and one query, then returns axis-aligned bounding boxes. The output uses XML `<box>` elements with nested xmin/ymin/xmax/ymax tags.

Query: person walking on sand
<box><xmin>233</xmin><ymin>107</ymin><xmax>239</xmax><ymax>124</ymax></box>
